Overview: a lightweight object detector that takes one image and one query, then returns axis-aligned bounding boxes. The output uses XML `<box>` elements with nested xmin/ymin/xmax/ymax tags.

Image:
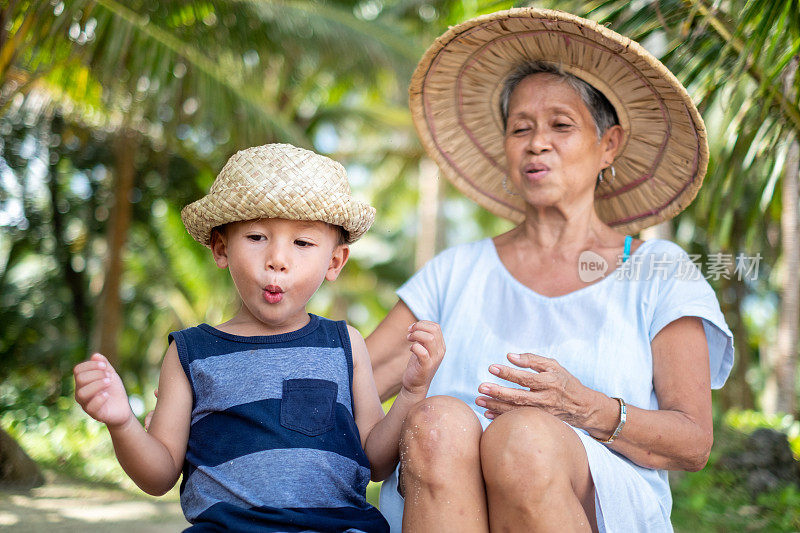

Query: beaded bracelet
<box><xmin>592</xmin><ymin>397</ymin><xmax>627</xmax><ymax>444</ymax></box>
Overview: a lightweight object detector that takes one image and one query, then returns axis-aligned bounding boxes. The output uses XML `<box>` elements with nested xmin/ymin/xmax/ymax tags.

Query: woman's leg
<box><xmin>399</xmin><ymin>395</ymin><xmax>488</xmax><ymax>533</ymax></box>
<box><xmin>480</xmin><ymin>407</ymin><xmax>598</xmax><ymax>533</ymax></box>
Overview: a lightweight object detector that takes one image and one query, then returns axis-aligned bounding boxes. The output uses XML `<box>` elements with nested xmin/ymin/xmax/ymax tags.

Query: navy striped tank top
<box><xmin>169</xmin><ymin>314</ymin><xmax>389</xmax><ymax>532</ymax></box>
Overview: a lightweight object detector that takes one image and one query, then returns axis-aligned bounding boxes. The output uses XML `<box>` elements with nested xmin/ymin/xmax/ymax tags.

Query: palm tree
<box><xmin>1</xmin><ymin>0</ymin><xmax>424</xmax><ymax>364</ymax></box>
<box><xmin>2</xmin><ymin>0</ymin><xmax>445</xmax><ymax>483</ymax></box>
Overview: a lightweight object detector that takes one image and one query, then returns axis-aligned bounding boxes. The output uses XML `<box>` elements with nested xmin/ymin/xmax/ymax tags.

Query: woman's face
<box><xmin>503</xmin><ymin>73</ymin><xmax>621</xmax><ymax>211</ymax></box>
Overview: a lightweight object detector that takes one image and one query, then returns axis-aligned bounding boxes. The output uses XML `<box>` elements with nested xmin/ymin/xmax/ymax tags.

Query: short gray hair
<box><xmin>499</xmin><ymin>61</ymin><xmax>619</xmax><ymax>138</ymax></box>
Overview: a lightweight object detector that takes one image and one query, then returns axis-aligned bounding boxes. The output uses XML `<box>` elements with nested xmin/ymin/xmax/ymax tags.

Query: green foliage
<box><xmin>672</xmin><ymin>419</ymin><xmax>800</xmax><ymax>532</ymax></box>
<box><xmin>672</xmin><ymin>466</ymin><xmax>800</xmax><ymax>532</ymax></box>
<box><xmin>0</xmin><ymin>392</ymin><xmax>139</xmax><ymax>489</ymax></box>
<box><xmin>725</xmin><ymin>409</ymin><xmax>800</xmax><ymax>456</ymax></box>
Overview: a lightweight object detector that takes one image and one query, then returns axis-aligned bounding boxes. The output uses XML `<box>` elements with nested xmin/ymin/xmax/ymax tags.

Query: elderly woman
<box><xmin>366</xmin><ymin>9</ymin><xmax>733</xmax><ymax>533</ymax></box>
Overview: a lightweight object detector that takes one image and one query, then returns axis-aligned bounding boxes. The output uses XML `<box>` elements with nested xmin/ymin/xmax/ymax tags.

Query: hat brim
<box><xmin>409</xmin><ymin>8</ymin><xmax>708</xmax><ymax>233</ymax></box>
<box><xmin>181</xmin><ymin>184</ymin><xmax>375</xmax><ymax>247</ymax></box>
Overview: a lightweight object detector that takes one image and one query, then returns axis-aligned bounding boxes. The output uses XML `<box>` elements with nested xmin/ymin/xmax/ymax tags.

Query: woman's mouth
<box><xmin>264</xmin><ymin>285</ymin><xmax>284</xmax><ymax>304</ymax></box>
<box><xmin>523</xmin><ymin>163</ymin><xmax>550</xmax><ymax>181</ymax></box>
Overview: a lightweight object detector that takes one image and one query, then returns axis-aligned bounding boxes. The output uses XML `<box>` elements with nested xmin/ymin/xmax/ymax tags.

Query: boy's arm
<box><xmin>366</xmin><ymin>301</ymin><xmax>419</xmax><ymax>402</ymax></box>
<box><xmin>73</xmin><ymin>343</ymin><xmax>192</xmax><ymax>495</ymax></box>
<box><xmin>349</xmin><ymin>322</ymin><xmax>445</xmax><ymax>481</ymax></box>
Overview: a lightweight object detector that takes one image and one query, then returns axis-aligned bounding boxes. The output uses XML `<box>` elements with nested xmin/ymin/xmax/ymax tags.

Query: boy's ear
<box><xmin>210</xmin><ymin>229</ymin><xmax>229</xmax><ymax>269</ymax></box>
<box><xmin>325</xmin><ymin>244</ymin><xmax>350</xmax><ymax>282</ymax></box>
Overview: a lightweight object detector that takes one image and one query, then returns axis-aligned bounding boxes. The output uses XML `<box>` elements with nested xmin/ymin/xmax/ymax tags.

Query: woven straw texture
<box><xmin>181</xmin><ymin>144</ymin><xmax>375</xmax><ymax>246</ymax></box>
<box><xmin>409</xmin><ymin>8</ymin><xmax>709</xmax><ymax>233</ymax></box>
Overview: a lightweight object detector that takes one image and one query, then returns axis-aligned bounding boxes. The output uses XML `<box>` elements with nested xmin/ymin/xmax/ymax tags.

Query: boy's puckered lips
<box><xmin>264</xmin><ymin>284</ymin><xmax>284</xmax><ymax>304</ymax></box>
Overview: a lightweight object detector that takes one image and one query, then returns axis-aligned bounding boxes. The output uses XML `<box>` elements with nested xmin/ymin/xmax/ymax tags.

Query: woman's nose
<box><xmin>528</xmin><ymin>128</ymin><xmax>550</xmax><ymax>153</ymax></box>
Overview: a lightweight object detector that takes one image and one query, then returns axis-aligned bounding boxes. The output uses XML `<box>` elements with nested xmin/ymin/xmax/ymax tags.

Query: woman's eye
<box><xmin>554</xmin><ymin>122</ymin><xmax>572</xmax><ymax>129</ymax></box>
<box><xmin>512</xmin><ymin>127</ymin><xmax>529</xmax><ymax>135</ymax></box>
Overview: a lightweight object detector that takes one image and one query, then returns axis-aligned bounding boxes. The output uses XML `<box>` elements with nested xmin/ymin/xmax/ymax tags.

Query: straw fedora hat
<box><xmin>409</xmin><ymin>8</ymin><xmax>708</xmax><ymax>233</ymax></box>
<box><xmin>181</xmin><ymin>144</ymin><xmax>375</xmax><ymax>246</ymax></box>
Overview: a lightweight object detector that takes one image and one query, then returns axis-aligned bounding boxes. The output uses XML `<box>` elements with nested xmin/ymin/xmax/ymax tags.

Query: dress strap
<box><xmin>622</xmin><ymin>235</ymin><xmax>632</xmax><ymax>263</ymax></box>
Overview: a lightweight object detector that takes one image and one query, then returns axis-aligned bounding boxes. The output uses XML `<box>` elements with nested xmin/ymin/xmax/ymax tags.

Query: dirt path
<box><xmin>0</xmin><ymin>472</ymin><xmax>188</xmax><ymax>532</ymax></box>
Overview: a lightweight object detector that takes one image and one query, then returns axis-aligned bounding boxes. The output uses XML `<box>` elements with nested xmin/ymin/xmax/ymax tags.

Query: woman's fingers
<box><xmin>478</xmin><ymin>382</ymin><xmax>544</xmax><ymax>406</ymax></box>
<box><xmin>475</xmin><ymin>395</ymin><xmax>518</xmax><ymax>414</ymax></box>
<box><xmin>489</xmin><ymin>364</ymin><xmax>541</xmax><ymax>389</ymax></box>
<box><xmin>507</xmin><ymin>352</ymin><xmax>558</xmax><ymax>372</ymax></box>
<box><xmin>488</xmin><ymin>364</ymin><xmax>558</xmax><ymax>390</ymax></box>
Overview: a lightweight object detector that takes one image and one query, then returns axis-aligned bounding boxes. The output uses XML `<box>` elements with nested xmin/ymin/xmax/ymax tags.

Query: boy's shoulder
<box><xmin>167</xmin><ymin>323</ymin><xmax>211</xmax><ymax>346</ymax></box>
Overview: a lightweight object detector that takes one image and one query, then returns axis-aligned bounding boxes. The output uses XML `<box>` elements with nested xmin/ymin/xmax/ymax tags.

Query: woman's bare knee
<box><xmin>481</xmin><ymin>408</ymin><xmax>578</xmax><ymax>493</ymax></box>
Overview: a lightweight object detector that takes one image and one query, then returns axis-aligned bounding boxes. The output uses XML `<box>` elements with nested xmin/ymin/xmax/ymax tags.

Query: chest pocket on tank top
<box><xmin>280</xmin><ymin>378</ymin><xmax>338</xmax><ymax>436</ymax></box>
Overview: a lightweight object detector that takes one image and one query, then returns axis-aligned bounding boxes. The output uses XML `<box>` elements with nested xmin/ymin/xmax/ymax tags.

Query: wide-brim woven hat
<box><xmin>410</xmin><ymin>8</ymin><xmax>708</xmax><ymax>233</ymax></box>
<box><xmin>181</xmin><ymin>144</ymin><xmax>375</xmax><ymax>246</ymax></box>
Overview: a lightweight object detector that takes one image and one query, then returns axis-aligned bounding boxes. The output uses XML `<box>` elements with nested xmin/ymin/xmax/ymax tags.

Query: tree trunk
<box><xmin>773</xmin><ymin>133</ymin><xmax>799</xmax><ymax>415</ymax></box>
<box><xmin>91</xmin><ymin>129</ymin><xmax>139</xmax><ymax>366</ymax></box>
<box><xmin>765</xmin><ymin>56</ymin><xmax>800</xmax><ymax>415</ymax></box>
<box><xmin>719</xmin><ymin>275</ymin><xmax>755</xmax><ymax>410</ymax></box>
<box><xmin>0</xmin><ymin>428</ymin><xmax>44</xmax><ymax>489</ymax></box>
<box><xmin>415</xmin><ymin>157</ymin><xmax>443</xmax><ymax>270</ymax></box>
<box><xmin>48</xmin><ymin>113</ymin><xmax>89</xmax><ymax>345</ymax></box>
<box><xmin>638</xmin><ymin>220</ymin><xmax>673</xmax><ymax>241</ymax></box>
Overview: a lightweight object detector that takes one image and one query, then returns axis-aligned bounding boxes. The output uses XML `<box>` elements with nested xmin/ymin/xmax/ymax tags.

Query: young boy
<box><xmin>73</xmin><ymin>144</ymin><xmax>445</xmax><ymax>532</ymax></box>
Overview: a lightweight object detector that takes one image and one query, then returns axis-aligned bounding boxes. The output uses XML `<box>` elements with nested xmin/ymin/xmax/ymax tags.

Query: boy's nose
<box><xmin>266</xmin><ymin>246</ymin><xmax>288</xmax><ymax>272</ymax></box>
<box><xmin>267</xmin><ymin>257</ymin><xmax>288</xmax><ymax>272</ymax></box>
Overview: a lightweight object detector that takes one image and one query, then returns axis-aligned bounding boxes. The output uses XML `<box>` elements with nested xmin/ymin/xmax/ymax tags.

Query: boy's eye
<box><xmin>247</xmin><ymin>234</ymin><xmax>265</xmax><ymax>241</ymax></box>
<box><xmin>294</xmin><ymin>240</ymin><xmax>313</xmax><ymax>247</ymax></box>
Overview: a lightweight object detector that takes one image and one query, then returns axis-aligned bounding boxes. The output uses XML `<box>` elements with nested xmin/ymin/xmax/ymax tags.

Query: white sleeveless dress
<box><xmin>378</xmin><ymin>238</ymin><xmax>733</xmax><ymax>533</ymax></box>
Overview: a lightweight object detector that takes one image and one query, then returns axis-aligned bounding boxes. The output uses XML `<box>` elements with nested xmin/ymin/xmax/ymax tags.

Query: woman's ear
<box><xmin>602</xmin><ymin>124</ymin><xmax>625</xmax><ymax>166</ymax></box>
<box><xmin>210</xmin><ymin>229</ymin><xmax>229</xmax><ymax>269</ymax></box>
<box><xmin>325</xmin><ymin>244</ymin><xmax>350</xmax><ymax>282</ymax></box>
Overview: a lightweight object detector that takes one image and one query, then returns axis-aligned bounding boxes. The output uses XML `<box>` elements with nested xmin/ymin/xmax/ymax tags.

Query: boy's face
<box><xmin>211</xmin><ymin>218</ymin><xmax>349</xmax><ymax>333</ymax></box>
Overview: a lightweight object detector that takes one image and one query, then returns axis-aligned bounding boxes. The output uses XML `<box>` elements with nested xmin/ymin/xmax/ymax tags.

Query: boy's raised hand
<box><xmin>74</xmin><ymin>353</ymin><xmax>133</xmax><ymax>429</ymax></box>
<box><xmin>402</xmin><ymin>321</ymin><xmax>446</xmax><ymax>397</ymax></box>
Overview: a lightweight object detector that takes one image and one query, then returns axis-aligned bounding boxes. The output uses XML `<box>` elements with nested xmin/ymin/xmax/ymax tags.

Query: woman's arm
<box><xmin>477</xmin><ymin>316</ymin><xmax>713</xmax><ymax>471</ymax></box>
<box><xmin>612</xmin><ymin>315</ymin><xmax>713</xmax><ymax>470</ymax></box>
<box><xmin>365</xmin><ymin>300</ymin><xmax>419</xmax><ymax>402</ymax></box>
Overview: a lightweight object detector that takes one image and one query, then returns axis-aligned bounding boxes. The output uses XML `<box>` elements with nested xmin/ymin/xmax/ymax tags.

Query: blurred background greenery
<box><xmin>1</xmin><ymin>0</ymin><xmax>799</xmax><ymax>530</ymax></box>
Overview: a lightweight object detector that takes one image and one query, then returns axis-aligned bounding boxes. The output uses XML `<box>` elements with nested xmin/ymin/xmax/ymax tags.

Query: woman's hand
<box><xmin>475</xmin><ymin>352</ymin><xmax>603</xmax><ymax>428</ymax></box>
